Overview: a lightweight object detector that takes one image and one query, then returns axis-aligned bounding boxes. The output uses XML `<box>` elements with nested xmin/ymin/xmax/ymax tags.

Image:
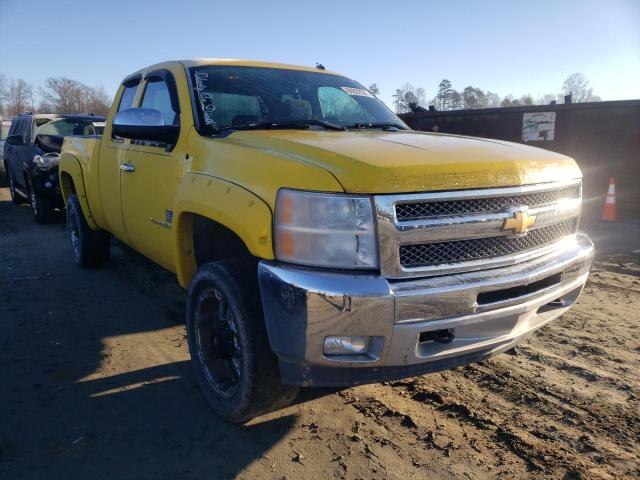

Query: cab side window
<box><xmin>141</xmin><ymin>79</ymin><xmax>178</xmax><ymax>126</ymax></box>
<box><xmin>11</xmin><ymin>117</ymin><xmax>32</xmax><ymax>144</ymax></box>
<box><xmin>118</xmin><ymin>82</ymin><xmax>139</xmax><ymax>112</ymax></box>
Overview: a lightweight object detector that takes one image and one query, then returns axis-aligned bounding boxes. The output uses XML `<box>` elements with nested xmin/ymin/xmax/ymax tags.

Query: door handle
<box><xmin>120</xmin><ymin>163</ymin><xmax>135</xmax><ymax>172</ymax></box>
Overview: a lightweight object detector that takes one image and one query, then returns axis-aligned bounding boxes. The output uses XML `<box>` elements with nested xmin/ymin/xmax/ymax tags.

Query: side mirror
<box><xmin>6</xmin><ymin>134</ymin><xmax>25</xmax><ymax>146</ymax></box>
<box><xmin>112</xmin><ymin>108</ymin><xmax>179</xmax><ymax>144</ymax></box>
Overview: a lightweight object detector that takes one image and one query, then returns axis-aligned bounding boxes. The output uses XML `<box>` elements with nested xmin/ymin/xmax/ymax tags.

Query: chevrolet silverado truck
<box><xmin>59</xmin><ymin>59</ymin><xmax>594</xmax><ymax>422</ymax></box>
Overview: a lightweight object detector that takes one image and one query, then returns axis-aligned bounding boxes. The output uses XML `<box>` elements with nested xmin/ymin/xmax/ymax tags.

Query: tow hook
<box><xmin>419</xmin><ymin>329</ymin><xmax>455</xmax><ymax>344</ymax></box>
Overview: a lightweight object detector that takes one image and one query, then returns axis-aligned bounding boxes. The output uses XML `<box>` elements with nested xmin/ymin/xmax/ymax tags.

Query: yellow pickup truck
<box><xmin>59</xmin><ymin>59</ymin><xmax>593</xmax><ymax>422</ymax></box>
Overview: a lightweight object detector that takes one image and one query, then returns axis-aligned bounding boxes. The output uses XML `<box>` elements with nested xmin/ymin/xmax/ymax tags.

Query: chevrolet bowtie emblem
<box><xmin>502</xmin><ymin>210</ymin><xmax>537</xmax><ymax>235</ymax></box>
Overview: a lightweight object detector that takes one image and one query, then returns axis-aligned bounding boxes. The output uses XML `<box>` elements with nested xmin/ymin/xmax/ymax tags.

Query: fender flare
<box><xmin>58</xmin><ymin>152</ymin><xmax>98</xmax><ymax>230</ymax></box>
<box><xmin>172</xmin><ymin>173</ymin><xmax>274</xmax><ymax>288</ymax></box>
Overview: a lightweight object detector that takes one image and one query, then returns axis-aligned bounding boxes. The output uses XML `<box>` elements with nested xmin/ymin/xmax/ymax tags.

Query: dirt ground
<box><xmin>1</xmin><ymin>186</ymin><xmax>639</xmax><ymax>480</ymax></box>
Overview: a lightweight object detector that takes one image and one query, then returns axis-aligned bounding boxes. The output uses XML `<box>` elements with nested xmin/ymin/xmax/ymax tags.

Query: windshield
<box><xmin>36</xmin><ymin>118</ymin><xmax>100</xmax><ymax>136</ymax></box>
<box><xmin>189</xmin><ymin>66</ymin><xmax>408</xmax><ymax>133</ymax></box>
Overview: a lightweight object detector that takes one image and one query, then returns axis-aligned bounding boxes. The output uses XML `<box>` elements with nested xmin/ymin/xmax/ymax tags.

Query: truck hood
<box><xmin>226</xmin><ymin>130</ymin><xmax>581</xmax><ymax>193</ymax></box>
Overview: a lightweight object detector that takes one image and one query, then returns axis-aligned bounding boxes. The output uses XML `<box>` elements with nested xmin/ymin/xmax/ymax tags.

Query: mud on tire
<box><xmin>186</xmin><ymin>260</ymin><xmax>299</xmax><ymax>423</ymax></box>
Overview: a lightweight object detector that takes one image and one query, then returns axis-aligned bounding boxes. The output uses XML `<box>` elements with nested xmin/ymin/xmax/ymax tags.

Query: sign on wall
<box><xmin>522</xmin><ymin>112</ymin><xmax>556</xmax><ymax>142</ymax></box>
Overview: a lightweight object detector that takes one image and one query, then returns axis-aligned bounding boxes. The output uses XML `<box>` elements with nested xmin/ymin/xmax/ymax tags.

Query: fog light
<box><xmin>323</xmin><ymin>336</ymin><xmax>369</xmax><ymax>355</ymax></box>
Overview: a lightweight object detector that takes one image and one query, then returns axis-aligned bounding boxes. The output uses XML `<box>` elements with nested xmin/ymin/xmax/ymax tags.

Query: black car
<box><xmin>3</xmin><ymin>113</ymin><xmax>105</xmax><ymax>223</ymax></box>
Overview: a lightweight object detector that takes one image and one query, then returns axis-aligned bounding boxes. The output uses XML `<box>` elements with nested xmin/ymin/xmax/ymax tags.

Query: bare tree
<box><xmin>3</xmin><ymin>78</ymin><xmax>34</xmax><ymax>116</ymax></box>
<box><xmin>433</xmin><ymin>79</ymin><xmax>453</xmax><ymax>110</ymax></box>
<box><xmin>519</xmin><ymin>94</ymin><xmax>534</xmax><ymax>106</ymax></box>
<box><xmin>537</xmin><ymin>93</ymin><xmax>557</xmax><ymax>105</ymax></box>
<box><xmin>392</xmin><ymin>83</ymin><xmax>427</xmax><ymax>113</ymax></box>
<box><xmin>40</xmin><ymin>77</ymin><xmax>111</xmax><ymax>115</ymax></box>
<box><xmin>562</xmin><ymin>73</ymin><xmax>600</xmax><ymax>103</ymax></box>
<box><xmin>485</xmin><ymin>91</ymin><xmax>500</xmax><ymax>107</ymax></box>
<box><xmin>84</xmin><ymin>85</ymin><xmax>111</xmax><ymax>116</ymax></box>
<box><xmin>392</xmin><ymin>88</ymin><xmax>405</xmax><ymax>113</ymax></box>
<box><xmin>40</xmin><ymin>77</ymin><xmax>85</xmax><ymax>113</ymax></box>
<box><xmin>415</xmin><ymin>87</ymin><xmax>426</xmax><ymax>106</ymax></box>
<box><xmin>0</xmin><ymin>74</ymin><xmax>6</xmax><ymax>115</ymax></box>
<box><xmin>450</xmin><ymin>90</ymin><xmax>463</xmax><ymax>110</ymax></box>
<box><xmin>462</xmin><ymin>86</ymin><xmax>488</xmax><ymax>109</ymax></box>
<box><xmin>368</xmin><ymin>83</ymin><xmax>380</xmax><ymax>96</ymax></box>
<box><xmin>500</xmin><ymin>94</ymin><xmax>515</xmax><ymax>107</ymax></box>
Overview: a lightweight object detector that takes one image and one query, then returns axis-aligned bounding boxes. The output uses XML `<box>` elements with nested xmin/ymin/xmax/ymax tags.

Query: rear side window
<box><xmin>10</xmin><ymin>117</ymin><xmax>31</xmax><ymax>143</ymax></box>
<box><xmin>9</xmin><ymin>118</ymin><xmax>21</xmax><ymax>136</ymax></box>
<box><xmin>37</xmin><ymin>119</ymin><xmax>96</xmax><ymax>136</ymax></box>
<box><xmin>118</xmin><ymin>82</ymin><xmax>139</xmax><ymax>112</ymax></box>
<box><xmin>141</xmin><ymin>79</ymin><xmax>178</xmax><ymax>126</ymax></box>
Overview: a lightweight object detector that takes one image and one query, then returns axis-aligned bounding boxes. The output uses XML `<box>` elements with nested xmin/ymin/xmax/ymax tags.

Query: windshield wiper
<box><xmin>348</xmin><ymin>122</ymin><xmax>407</xmax><ymax>131</ymax></box>
<box><xmin>222</xmin><ymin>119</ymin><xmax>346</xmax><ymax>132</ymax></box>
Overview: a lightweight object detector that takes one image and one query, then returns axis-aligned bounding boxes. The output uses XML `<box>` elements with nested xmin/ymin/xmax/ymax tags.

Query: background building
<box><xmin>400</xmin><ymin>100</ymin><xmax>640</xmax><ymax>220</ymax></box>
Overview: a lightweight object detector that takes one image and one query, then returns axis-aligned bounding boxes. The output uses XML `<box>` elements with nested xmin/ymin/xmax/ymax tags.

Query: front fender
<box><xmin>59</xmin><ymin>153</ymin><xmax>98</xmax><ymax>229</ymax></box>
<box><xmin>173</xmin><ymin>172</ymin><xmax>274</xmax><ymax>288</ymax></box>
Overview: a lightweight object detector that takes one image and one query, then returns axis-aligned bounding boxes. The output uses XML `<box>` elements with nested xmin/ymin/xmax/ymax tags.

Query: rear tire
<box><xmin>186</xmin><ymin>260</ymin><xmax>298</xmax><ymax>423</ymax></box>
<box><xmin>66</xmin><ymin>194</ymin><xmax>111</xmax><ymax>267</ymax></box>
<box><xmin>28</xmin><ymin>177</ymin><xmax>55</xmax><ymax>224</ymax></box>
<box><xmin>8</xmin><ymin>170</ymin><xmax>26</xmax><ymax>205</ymax></box>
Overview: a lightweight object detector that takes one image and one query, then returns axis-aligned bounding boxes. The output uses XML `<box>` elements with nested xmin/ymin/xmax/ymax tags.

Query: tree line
<box><xmin>0</xmin><ymin>74</ymin><xmax>112</xmax><ymax>117</ymax></box>
<box><xmin>384</xmin><ymin>73</ymin><xmax>601</xmax><ymax>113</ymax></box>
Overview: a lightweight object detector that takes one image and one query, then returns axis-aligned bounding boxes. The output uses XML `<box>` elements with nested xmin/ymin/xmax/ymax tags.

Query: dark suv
<box><xmin>0</xmin><ymin>116</ymin><xmax>11</xmax><ymax>182</ymax></box>
<box><xmin>3</xmin><ymin>113</ymin><xmax>105</xmax><ymax>223</ymax></box>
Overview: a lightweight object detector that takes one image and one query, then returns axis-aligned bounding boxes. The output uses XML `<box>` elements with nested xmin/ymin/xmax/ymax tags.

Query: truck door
<box><xmin>98</xmin><ymin>76</ymin><xmax>142</xmax><ymax>243</ymax></box>
<box><xmin>119</xmin><ymin>70</ymin><xmax>183</xmax><ymax>271</ymax></box>
<box><xmin>4</xmin><ymin>118</ymin><xmax>21</xmax><ymax>183</ymax></box>
<box><xmin>6</xmin><ymin>117</ymin><xmax>30</xmax><ymax>191</ymax></box>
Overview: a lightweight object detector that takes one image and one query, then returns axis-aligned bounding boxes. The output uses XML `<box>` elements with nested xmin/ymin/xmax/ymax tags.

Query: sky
<box><xmin>0</xmin><ymin>0</ymin><xmax>639</xmax><ymax>109</ymax></box>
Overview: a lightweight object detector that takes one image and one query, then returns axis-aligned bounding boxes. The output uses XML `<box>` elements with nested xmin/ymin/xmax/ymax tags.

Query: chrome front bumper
<box><xmin>258</xmin><ymin>233</ymin><xmax>594</xmax><ymax>386</ymax></box>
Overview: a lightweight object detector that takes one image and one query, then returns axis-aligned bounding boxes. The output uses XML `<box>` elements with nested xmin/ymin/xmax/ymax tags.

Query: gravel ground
<box><xmin>1</xmin><ymin>187</ymin><xmax>638</xmax><ymax>480</ymax></box>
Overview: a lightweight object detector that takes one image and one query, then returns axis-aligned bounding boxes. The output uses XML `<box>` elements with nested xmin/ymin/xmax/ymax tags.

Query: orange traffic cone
<box><xmin>601</xmin><ymin>177</ymin><xmax>617</xmax><ymax>221</ymax></box>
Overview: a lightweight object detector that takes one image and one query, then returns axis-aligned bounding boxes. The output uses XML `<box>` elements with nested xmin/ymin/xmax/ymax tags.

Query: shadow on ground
<box><xmin>0</xmin><ymin>195</ymin><xmax>322</xmax><ymax>479</ymax></box>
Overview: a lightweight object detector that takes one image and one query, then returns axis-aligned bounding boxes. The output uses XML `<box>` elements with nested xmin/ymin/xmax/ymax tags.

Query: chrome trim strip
<box><xmin>386</xmin><ymin>179</ymin><xmax>582</xmax><ymax>205</ymax></box>
<box><xmin>396</xmin><ymin>200</ymin><xmax>580</xmax><ymax>244</ymax></box>
<box><xmin>398</xmin><ymin>236</ymin><xmax>577</xmax><ymax>277</ymax></box>
<box><xmin>392</xmin><ymin>234</ymin><xmax>593</xmax><ymax>323</ymax></box>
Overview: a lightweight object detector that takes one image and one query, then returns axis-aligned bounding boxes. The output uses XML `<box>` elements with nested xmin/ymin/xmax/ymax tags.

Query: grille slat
<box><xmin>396</xmin><ymin>184</ymin><xmax>580</xmax><ymax>221</ymax></box>
<box><xmin>399</xmin><ymin>220</ymin><xmax>577</xmax><ymax>268</ymax></box>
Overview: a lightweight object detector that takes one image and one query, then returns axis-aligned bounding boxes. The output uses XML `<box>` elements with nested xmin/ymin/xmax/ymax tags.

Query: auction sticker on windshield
<box><xmin>341</xmin><ymin>87</ymin><xmax>374</xmax><ymax>98</ymax></box>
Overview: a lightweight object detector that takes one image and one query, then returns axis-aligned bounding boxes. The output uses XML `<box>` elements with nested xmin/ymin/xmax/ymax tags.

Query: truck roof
<box><xmin>126</xmin><ymin>59</ymin><xmax>341</xmax><ymax>79</ymax></box>
<box><xmin>16</xmin><ymin>113</ymin><xmax>106</xmax><ymax>121</ymax></box>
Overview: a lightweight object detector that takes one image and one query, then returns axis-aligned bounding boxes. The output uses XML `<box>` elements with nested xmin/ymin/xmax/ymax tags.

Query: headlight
<box><xmin>274</xmin><ymin>189</ymin><xmax>378</xmax><ymax>269</ymax></box>
<box><xmin>33</xmin><ymin>153</ymin><xmax>60</xmax><ymax>170</ymax></box>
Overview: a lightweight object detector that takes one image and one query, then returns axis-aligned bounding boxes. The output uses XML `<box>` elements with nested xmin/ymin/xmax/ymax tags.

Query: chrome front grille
<box><xmin>375</xmin><ymin>180</ymin><xmax>582</xmax><ymax>278</ymax></box>
<box><xmin>399</xmin><ymin>219</ymin><xmax>578</xmax><ymax>268</ymax></box>
<box><xmin>395</xmin><ymin>184</ymin><xmax>581</xmax><ymax>220</ymax></box>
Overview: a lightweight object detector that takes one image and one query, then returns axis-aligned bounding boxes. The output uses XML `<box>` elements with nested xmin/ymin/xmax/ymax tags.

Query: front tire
<box><xmin>186</xmin><ymin>260</ymin><xmax>298</xmax><ymax>423</ymax></box>
<box><xmin>66</xmin><ymin>194</ymin><xmax>111</xmax><ymax>267</ymax></box>
<box><xmin>28</xmin><ymin>177</ymin><xmax>55</xmax><ymax>224</ymax></box>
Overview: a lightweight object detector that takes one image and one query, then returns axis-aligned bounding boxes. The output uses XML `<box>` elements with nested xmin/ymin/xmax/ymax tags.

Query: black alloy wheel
<box><xmin>193</xmin><ymin>287</ymin><xmax>243</xmax><ymax>398</ymax></box>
